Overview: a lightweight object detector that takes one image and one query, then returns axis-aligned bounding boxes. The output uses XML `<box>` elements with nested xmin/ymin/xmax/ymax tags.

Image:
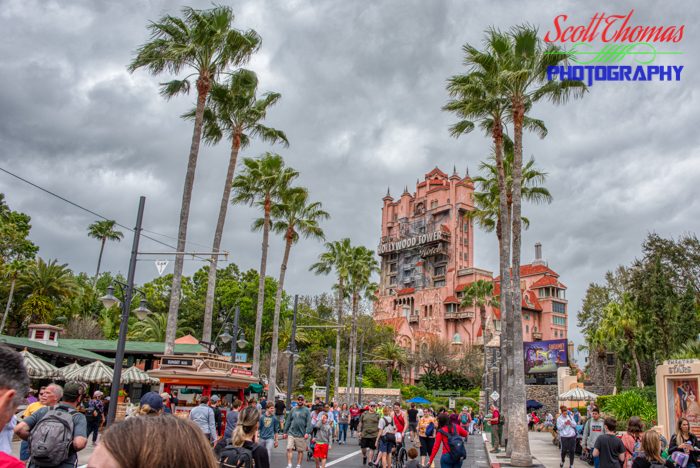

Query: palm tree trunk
<box><xmin>509</xmin><ymin>100</ymin><xmax>533</xmax><ymax>466</ymax></box>
<box><xmin>165</xmin><ymin>78</ymin><xmax>210</xmax><ymax>355</ymax></box>
<box><xmin>631</xmin><ymin>345</ymin><xmax>643</xmax><ymax>388</ymax></box>
<box><xmin>495</xmin><ymin>218</ymin><xmax>509</xmax><ymax>444</ymax></box>
<box><xmin>202</xmin><ymin>134</ymin><xmax>242</xmax><ymax>342</ymax></box>
<box><xmin>268</xmin><ymin>233</ymin><xmax>293</xmax><ymax>401</ymax></box>
<box><xmin>387</xmin><ymin>363</ymin><xmax>393</xmax><ymax>387</ymax></box>
<box><xmin>335</xmin><ymin>280</ymin><xmax>344</xmax><ymax>402</ymax></box>
<box><xmin>0</xmin><ymin>277</ymin><xmax>16</xmax><ymax>335</ymax></box>
<box><xmin>252</xmin><ymin>195</ymin><xmax>271</xmax><ymax>377</ymax></box>
<box><xmin>94</xmin><ymin>237</ymin><xmax>106</xmax><ymax>285</ymax></box>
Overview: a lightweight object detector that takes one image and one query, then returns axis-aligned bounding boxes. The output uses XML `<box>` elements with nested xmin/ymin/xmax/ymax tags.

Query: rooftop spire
<box><xmin>383</xmin><ymin>187</ymin><xmax>393</xmax><ymax>201</ymax></box>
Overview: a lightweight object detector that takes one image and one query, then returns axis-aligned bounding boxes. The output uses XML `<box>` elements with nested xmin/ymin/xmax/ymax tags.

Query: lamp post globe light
<box><xmin>217</xmin><ymin>306</ymin><xmax>248</xmax><ymax>363</ymax></box>
<box><xmin>284</xmin><ymin>295</ymin><xmax>299</xmax><ymax>412</ymax></box>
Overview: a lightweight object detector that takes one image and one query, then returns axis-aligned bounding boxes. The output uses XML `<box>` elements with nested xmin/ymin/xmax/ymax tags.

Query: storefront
<box><xmin>148</xmin><ymin>352</ymin><xmax>258</xmax><ymax>418</ymax></box>
<box><xmin>656</xmin><ymin>359</ymin><xmax>700</xmax><ymax>440</ymax></box>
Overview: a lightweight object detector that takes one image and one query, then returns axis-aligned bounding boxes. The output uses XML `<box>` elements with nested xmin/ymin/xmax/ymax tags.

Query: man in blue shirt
<box><xmin>259</xmin><ymin>402</ymin><xmax>280</xmax><ymax>459</ymax></box>
<box><xmin>189</xmin><ymin>396</ymin><xmax>216</xmax><ymax>444</ymax></box>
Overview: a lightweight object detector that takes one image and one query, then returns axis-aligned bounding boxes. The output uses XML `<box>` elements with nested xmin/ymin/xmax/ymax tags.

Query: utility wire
<box><xmin>0</xmin><ymin>166</ymin><xmax>213</xmax><ymax>261</ymax></box>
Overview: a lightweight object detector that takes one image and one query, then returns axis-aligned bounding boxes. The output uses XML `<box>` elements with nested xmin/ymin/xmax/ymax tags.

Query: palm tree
<box><xmin>17</xmin><ymin>258</ymin><xmax>77</xmax><ymax>324</ymax></box>
<box><xmin>444</xmin><ymin>29</ymin><xmax>516</xmax><ymax>453</ymax></box>
<box><xmin>498</xmin><ymin>27</ymin><xmax>585</xmax><ymax>464</ymax></box>
<box><xmin>193</xmin><ymin>69</ymin><xmax>288</xmax><ymax>343</ymax></box>
<box><xmin>346</xmin><ymin>246</ymin><xmax>379</xmax><ymax>400</ymax></box>
<box><xmin>264</xmin><ymin>187</ymin><xmax>328</xmax><ymax>400</ymax></box>
<box><xmin>310</xmin><ymin>238</ymin><xmax>353</xmax><ymax>401</ymax></box>
<box><xmin>128</xmin><ymin>6</ymin><xmax>261</xmax><ymax>355</ymax></box>
<box><xmin>232</xmin><ymin>153</ymin><xmax>299</xmax><ymax>376</ymax></box>
<box><xmin>0</xmin><ymin>259</ymin><xmax>29</xmax><ymax>334</ymax></box>
<box><xmin>129</xmin><ymin>312</ymin><xmax>195</xmax><ymax>342</ymax></box>
<box><xmin>87</xmin><ymin>220</ymin><xmax>124</xmax><ymax>283</ymax></box>
<box><xmin>374</xmin><ymin>341</ymin><xmax>407</xmax><ymax>387</ymax></box>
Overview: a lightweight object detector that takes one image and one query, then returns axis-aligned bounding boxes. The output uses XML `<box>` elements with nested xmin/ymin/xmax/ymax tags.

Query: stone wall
<box><xmin>586</xmin><ymin>351</ymin><xmax>617</xmax><ymax>396</ymax></box>
<box><xmin>526</xmin><ymin>384</ymin><xmax>558</xmax><ymax>416</ymax></box>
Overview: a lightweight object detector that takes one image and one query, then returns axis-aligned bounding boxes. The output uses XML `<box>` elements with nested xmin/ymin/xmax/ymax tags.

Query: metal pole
<box><xmin>482</xmin><ymin>310</ymin><xmax>489</xmax><ymax>414</ymax></box>
<box><xmin>357</xmin><ymin>338</ymin><xmax>364</xmax><ymax>405</ymax></box>
<box><xmin>285</xmin><ymin>295</ymin><xmax>298</xmax><ymax>412</ymax></box>
<box><xmin>325</xmin><ymin>346</ymin><xmax>332</xmax><ymax>404</ymax></box>
<box><xmin>231</xmin><ymin>306</ymin><xmax>240</xmax><ymax>363</ymax></box>
<box><xmin>107</xmin><ymin>196</ymin><xmax>145</xmax><ymax>426</ymax></box>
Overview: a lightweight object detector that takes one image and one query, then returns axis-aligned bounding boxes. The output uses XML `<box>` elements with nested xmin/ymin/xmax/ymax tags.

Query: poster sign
<box><xmin>448</xmin><ymin>398</ymin><xmax>456</xmax><ymax>409</ymax></box>
<box><xmin>162</xmin><ymin>358</ymin><xmax>194</xmax><ymax>367</ymax></box>
<box><xmin>523</xmin><ymin>339</ymin><xmax>568</xmax><ymax>374</ymax></box>
<box><xmin>231</xmin><ymin>367</ymin><xmax>253</xmax><ymax>376</ymax></box>
<box><xmin>668</xmin><ymin>378</ymin><xmax>700</xmax><ymax>437</ymax></box>
<box><xmin>234</xmin><ymin>353</ymin><xmax>247</xmax><ymax>363</ymax></box>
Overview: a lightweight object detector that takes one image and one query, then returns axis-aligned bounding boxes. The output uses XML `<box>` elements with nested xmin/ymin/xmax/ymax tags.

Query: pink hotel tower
<box><xmin>372</xmin><ymin>167</ymin><xmax>568</xmax><ymax>377</ymax></box>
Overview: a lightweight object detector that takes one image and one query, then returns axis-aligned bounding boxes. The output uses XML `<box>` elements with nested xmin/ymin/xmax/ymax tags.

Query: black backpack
<box><xmin>438</xmin><ymin>424</ymin><xmax>466</xmax><ymax>462</ymax></box>
<box><xmin>219</xmin><ymin>443</ymin><xmax>257</xmax><ymax>468</ymax></box>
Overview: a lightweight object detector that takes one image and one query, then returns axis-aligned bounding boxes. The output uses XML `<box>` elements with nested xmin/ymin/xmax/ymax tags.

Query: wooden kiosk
<box><xmin>149</xmin><ymin>352</ymin><xmax>258</xmax><ymax>418</ymax></box>
<box><xmin>655</xmin><ymin>358</ymin><xmax>700</xmax><ymax>440</ymax></box>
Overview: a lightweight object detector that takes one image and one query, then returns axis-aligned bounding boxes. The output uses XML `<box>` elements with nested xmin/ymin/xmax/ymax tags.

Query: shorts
<box><xmin>313</xmin><ymin>443</ymin><xmax>329</xmax><ymax>459</ymax></box>
<box><xmin>287</xmin><ymin>434</ymin><xmax>308</xmax><ymax>452</ymax></box>
<box><xmin>378</xmin><ymin>437</ymin><xmax>395</xmax><ymax>453</ymax></box>
<box><xmin>419</xmin><ymin>436</ymin><xmax>435</xmax><ymax>457</ymax></box>
<box><xmin>360</xmin><ymin>437</ymin><xmax>377</xmax><ymax>450</ymax></box>
<box><xmin>409</xmin><ymin>422</ymin><xmax>418</xmax><ymax>433</ymax></box>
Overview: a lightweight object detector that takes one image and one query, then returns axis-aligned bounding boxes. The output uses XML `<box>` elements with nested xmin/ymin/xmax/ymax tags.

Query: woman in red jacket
<box><xmin>428</xmin><ymin>413</ymin><xmax>468</xmax><ymax>468</ymax></box>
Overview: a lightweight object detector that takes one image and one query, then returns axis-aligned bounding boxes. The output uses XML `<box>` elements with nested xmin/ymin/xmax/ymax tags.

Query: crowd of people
<box><xmin>3</xmin><ymin>343</ymin><xmax>697</xmax><ymax>468</ymax></box>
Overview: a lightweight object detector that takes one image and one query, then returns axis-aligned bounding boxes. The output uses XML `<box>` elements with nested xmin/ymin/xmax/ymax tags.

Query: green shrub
<box><xmin>598</xmin><ymin>389</ymin><xmax>657</xmax><ymax>427</ymax></box>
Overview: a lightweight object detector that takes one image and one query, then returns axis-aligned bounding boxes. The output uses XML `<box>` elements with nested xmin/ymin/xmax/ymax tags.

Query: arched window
<box><xmin>452</xmin><ymin>333</ymin><xmax>462</xmax><ymax>344</ymax></box>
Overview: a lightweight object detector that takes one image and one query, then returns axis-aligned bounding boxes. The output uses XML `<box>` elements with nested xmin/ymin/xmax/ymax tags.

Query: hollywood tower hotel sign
<box><xmin>373</xmin><ymin>167</ymin><xmax>569</xmax><ymax>381</ymax></box>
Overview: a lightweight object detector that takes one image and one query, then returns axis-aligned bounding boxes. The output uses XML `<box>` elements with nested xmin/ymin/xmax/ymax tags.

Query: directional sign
<box><xmin>448</xmin><ymin>397</ymin><xmax>456</xmax><ymax>409</ymax></box>
<box><xmin>490</xmin><ymin>391</ymin><xmax>500</xmax><ymax>401</ymax></box>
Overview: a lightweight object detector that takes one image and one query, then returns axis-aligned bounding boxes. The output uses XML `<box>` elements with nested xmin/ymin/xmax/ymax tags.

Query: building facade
<box><xmin>372</xmin><ymin>167</ymin><xmax>569</xmax><ymax>380</ymax></box>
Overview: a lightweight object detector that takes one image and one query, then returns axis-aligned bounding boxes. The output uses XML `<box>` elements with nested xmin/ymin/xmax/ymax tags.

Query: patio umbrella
<box><xmin>58</xmin><ymin>362</ymin><xmax>82</xmax><ymax>380</ymax></box>
<box><xmin>526</xmin><ymin>399</ymin><xmax>543</xmax><ymax>410</ymax></box>
<box><xmin>66</xmin><ymin>360</ymin><xmax>114</xmax><ymax>384</ymax></box>
<box><xmin>122</xmin><ymin>366</ymin><xmax>159</xmax><ymax>385</ymax></box>
<box><xmin>20</xmin><ymin>350</ymin><xmax>61</xmax><ymax>379</ymax></box>
<box><xmin>406</xmin><ymin>396</ymin><xmax>431</xmax><ymax>404</ymax></box>
<box><xmin>558</xmin><ymin>388</ymin><xmax>599</xmax><ymax>402</ymax></box>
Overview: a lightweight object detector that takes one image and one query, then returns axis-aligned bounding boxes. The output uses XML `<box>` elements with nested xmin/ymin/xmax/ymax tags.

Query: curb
<box><xmin>483</xmin><ymin>432</ymin><xmax>501</xmax><ymax>468</ymax></box>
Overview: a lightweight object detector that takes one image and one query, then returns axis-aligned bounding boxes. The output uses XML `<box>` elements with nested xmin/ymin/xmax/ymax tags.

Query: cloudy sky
<box><xmin>1</xmin><ymin>0</ymin><xmax>698</xmax><ymax>351</ymax></box>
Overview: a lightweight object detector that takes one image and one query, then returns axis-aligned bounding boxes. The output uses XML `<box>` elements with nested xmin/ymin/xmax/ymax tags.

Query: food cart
<box><xmin>149</xmin><ymin>352</ymin><xmax>258</xmax><ymax>421</ymax></box>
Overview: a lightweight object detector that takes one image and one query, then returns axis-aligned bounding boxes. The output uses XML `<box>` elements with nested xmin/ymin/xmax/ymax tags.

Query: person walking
<box><xmin>210</xmin><ymin>395</ymin><xmax>223</xmax><ymax>437</ymax></box>
<box><xmin>407</xmin><ymin>403</ymin><xmax>419</xmax><ymax>438</ymax></box>
<box><xmin>632</xmin><ymin>430</ymin><xmax>675</xmax><ymax>468</ymax></box>
<box><xmin>669</xmin><ymin>417</ymin><xmax>699</xmax><ymax>468</ymax></box>
<box><xmin>15</xmin><ymin>382</ymin><xmax>88</xmax><ymax>468</ymax></box>
<box><xmin>275</xmin><ymin>396</ymin><xmax>287</xmax><ymax>429</ymax></box>
<box><xmin>417</xmin><ymin>407</ymin><xmax>437</xmax><ymax>467</ymax></box>
<box><xmin>359</xmin><ymin>402</ymin><xmax>380</xmax><ymax>466</ymax></box>
<box><xmin>557</xmin><ymin>404</ymin><xmax>578</xmax><ymax>468</ymax></box>
<box><xmin>349</xmin><ymin>403</ymin><xmax>361</xmax><ymax>438</ymax></box>
<box><xmin>283</xmin><ymin>394</ymin><xmax>313</xmax><ymax>468</ymax></box>
<box><xmin>593</xmin><ymin>417</ymin><xmax>626</xmax><ymax>468</ymax></box>
<box><xmin>229</xmin><ymin>406</ymin><xmax>270</xmax><ymax>468</ymax></box>
<box><xmin>189</xmin><ymin>396</ymin><xmax>216</xmax><ymax>445</ymax></box>
<box><xmin>582</xmin><ymin>406</ymin><xmax>605</xmax><ymax>468</ymax></box>
<box><xmin>373</xmin><ymin>406</ymin><xmax>397</xmax><ymax>468</ymax></box>
<box><xmin>338</xmin><ymin>403</ymin><xmax>350</xmax><ymax>445</ymax></box>
<box><xmin>427</xmin><ymin>412</ymin><xmax>468</xmax><ymax>468</ymax></box>
<box><xmin>258</xmin><ymin>402</ymin><xmax>280</xmax><ymax>460</ymax></box>
<box><xmin>313</xmin><ymin>413</ymin><xmax>333</xmax><ymax>468</ymax></box>
<box><xmin>88</xmin><ymin>415</ymin><xmax>218</xmax><ymax>468</ymax></box>
<box><xmin>621</xmin><ymin>416</ymin><xmax>644</xmax><ymax>467</ymax></box>
<box><xmin>82</xmin><ymin>391</ymin><xmax>105</xmax><ymax>446</ymax></box>
<box><xmin>489</xmin><ymin>404</ymin><xmax>501</xmax><ymax>453</ymax></box>
<box><xmin>0</xmin><ymin>345</ymin><xmax>29</xmax><ymax>468</ymax></box>
<box><xmin>224</xmin><ymin>399</ymin><xmax>242</xmax><ymax>442</ymax></box>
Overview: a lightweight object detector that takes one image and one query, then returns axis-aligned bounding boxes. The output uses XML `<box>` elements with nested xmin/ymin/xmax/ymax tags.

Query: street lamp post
<box><xmin>481</xmin><ymin>309</ymin><xmax>489</xmax><ymax>413</ymax></box>
<box><xmin>219</xmin><ymin>306</ymin><xmax>248</xmax><ymax>363</ymax></box>
<box><xmin>284</xmin><ymin>295</ymin><xmax>299</xmax><ymax>412</ymax></box>
<box><xmin>322</xmin><ymin>346</ymin><xmax>334</xmax><ymax>404</ymax></box>
<box><xmin>357</xmin><ymin>338</ymin><xmax>364</xmax><ymax>405</ymax></box>
<box><xmin>102</xmin><ymin>196</ymin><xmax>147</xmax><ymax>426</ymax></box>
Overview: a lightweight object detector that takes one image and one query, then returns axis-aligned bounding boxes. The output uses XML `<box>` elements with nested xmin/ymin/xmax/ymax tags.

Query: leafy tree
<box><xmin>232</xmin><ymin>153</ymin><xmax>299</xmax><ymax>376</ymax></box>
<box><xmin>265</xmin><ymin>187</ymin><xmax>328</xmax><ymax>400</ymax></box>
<box><xmin>129</xmin><ymin>5</ymin><xmax>261</xmax><ymax>355</ymax></box>
<box><xmin>461</xmin><ymin>279</ymin><xmax>499</xmax><ymax>335</ymax></box>
<box><xmin>129</xmin><ymin>313</ymin><xmax>194</xmax><ymax>342</ymax></box>
<box><xmin>373</xmin><ymin>341</ymin><xmax>407</xmax><ymax>387</ymax></box>
<box><xmin>17</xmin><ymin>258</ymin><xmax>77</xmax><ymax>324</ymax></box>
<box><xmin>193</xmin><ymin>68</ymin><xmax>288</xmax><ymax>343</ymax></box>
<box><xmin>86</xmin><ymin>220</ymin><xmax>123</xmax><ymax>282</ymax></box>
<box><xmin>310</xmin><ymin>238</ymin><xmax>353</xmax><ymax>400</ymax></box>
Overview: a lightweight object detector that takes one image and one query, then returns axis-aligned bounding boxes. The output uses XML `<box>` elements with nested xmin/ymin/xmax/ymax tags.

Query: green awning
<box><xmin>248</xmin><ymin>383</ymin><xmax>263</xmax><ymax>393</ymax></box>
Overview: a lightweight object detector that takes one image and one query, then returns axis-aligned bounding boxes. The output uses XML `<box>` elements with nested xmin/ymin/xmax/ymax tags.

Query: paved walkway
<box><xmin>484</xmin><ymin>429</ymin><xmax>571</xmax><ymax>468</ymax></box>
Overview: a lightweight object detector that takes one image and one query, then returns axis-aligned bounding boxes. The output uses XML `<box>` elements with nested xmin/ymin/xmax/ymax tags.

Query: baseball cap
<box><xmin>160</xmin><ymin>392</ymin><xmax>171</xmax><ymax>400</ymax></box>
<box><xmin>140</xmin><ymin>391</ymin><xmax>164</xmax><ymax>411</ymax></box>
<box><xmin>369</xmin><ymin>401</ymin><xmax>377</xmax><ymax>406</ymax></box>
<box><xmin>297</xmin><ymin>394</ymin><xmax>305</xmax><ymax>400</ymax></box>
<box><xmin>210</xmin><ymin>395</ymin><xmax>220</xmax><ymax>403</ymax></box>
<box><xmin>93</xmin><ymin>390</ymin><xmax>104</xmax><ymax>398</ymax></box>
<box><xmin>63</xmin><ymin>382</ymin><xmax>82</xmax><ymax>401</ymax></box>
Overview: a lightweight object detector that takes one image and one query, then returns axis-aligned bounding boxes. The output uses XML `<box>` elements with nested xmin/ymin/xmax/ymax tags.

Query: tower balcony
<box><xmin>444</xmin><ymin>310</ymin><xmax>475</xmax><ymax>320</ymax></box>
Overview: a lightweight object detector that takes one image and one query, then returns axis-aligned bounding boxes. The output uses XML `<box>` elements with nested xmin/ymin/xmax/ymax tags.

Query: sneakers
<box><xmin>362</xmin><ymin>455</ymin><xmax>367</xmax><ymax>465</ymax></box>
<box><xmin>286</xmin><ymin>465</ymin><xmax>292</xmax><ymax>468</ymax></box>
